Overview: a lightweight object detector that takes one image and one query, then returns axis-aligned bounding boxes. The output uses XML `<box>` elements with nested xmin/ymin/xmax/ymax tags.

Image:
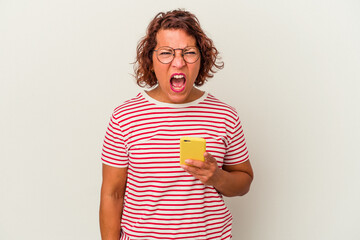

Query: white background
<box><xmin>1</xmin><ymin>0</ymin><xmax>359</xmax><ymax>239</ymax></box>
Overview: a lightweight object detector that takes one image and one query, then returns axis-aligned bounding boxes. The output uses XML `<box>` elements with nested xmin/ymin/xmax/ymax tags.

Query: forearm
<box><xmin>181</xmin><ymin>153</ymin><xmax>254</xmax><ymax>197</ymax></box>
<box><xmin>212</xmin><ymin>168</ymin><xmax>253</xmax><ymax>197</ymax></box>
<box><xmin>99</xmin><ymin>193</ymin><xmax>124</xmax><ymax>240</ymax></box>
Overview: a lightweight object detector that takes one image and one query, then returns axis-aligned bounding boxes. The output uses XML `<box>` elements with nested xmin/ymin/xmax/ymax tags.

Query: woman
<box><xmin>100</xmin><ymin>9</ymin><xmax>253</xmax><ymax>240</ymax></box>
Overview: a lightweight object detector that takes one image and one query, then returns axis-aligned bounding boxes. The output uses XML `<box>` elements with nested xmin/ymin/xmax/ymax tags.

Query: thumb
<box><xmin>204</xmin><ymin>152</ymin><xmax>216</xmax><ymax>163</ymax></box>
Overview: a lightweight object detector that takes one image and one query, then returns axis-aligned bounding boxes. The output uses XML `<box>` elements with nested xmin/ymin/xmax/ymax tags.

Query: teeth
<box><xmin>173</xmin><ymin>75</ymin><xmax>184</xmax><ymax>79</ymax></box>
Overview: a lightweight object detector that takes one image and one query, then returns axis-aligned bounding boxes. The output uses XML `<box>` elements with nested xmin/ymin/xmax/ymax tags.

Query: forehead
<box><xmin>155</xmin><ymin>29</ymin><xmax>197</xmax><ymax>48</ymax></box>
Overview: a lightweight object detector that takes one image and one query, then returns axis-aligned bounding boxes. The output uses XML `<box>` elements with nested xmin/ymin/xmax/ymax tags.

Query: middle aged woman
<box><xmin>100</xmin><ymin>9</ymin><xmax>254</xmax><ymax>240</ymax></box>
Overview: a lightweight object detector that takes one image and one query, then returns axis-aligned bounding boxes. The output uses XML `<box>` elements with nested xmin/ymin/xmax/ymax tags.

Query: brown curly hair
<box><xmin>134</xmin><ymin>9</ymin><xmax>224</xmax><ymax>87</ymax></box>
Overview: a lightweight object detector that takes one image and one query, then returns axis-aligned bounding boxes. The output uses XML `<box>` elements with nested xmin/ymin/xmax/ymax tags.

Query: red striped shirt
<box><xmin>102</xmin><ymin>91</ymin><xmax>249</xmax><ymax>239</ymax></box>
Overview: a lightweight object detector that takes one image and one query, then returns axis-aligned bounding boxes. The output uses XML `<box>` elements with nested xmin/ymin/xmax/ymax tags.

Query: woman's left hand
<box><xmin>180</xmin><ymin>152</ymin><xmax>221</xmax><ymax>186</ymax></box>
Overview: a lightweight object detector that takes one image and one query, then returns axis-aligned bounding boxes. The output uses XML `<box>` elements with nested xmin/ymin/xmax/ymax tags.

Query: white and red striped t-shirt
<box><xmin>101</xmin><ymin>91</ymin><xmax>249</xmax><ymax>240</ymax></box>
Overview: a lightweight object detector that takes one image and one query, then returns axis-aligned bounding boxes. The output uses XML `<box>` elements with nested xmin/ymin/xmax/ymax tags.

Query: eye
<box><xmin>158</xmin><ymin>47</ymin><xmax>173</xmax><ymax>56</ymax></box>
<box><xmin>184</xmin><ymin>51</ymin><xmax>196</xmax><ymax>55</ymax></box>
<box><xmin>184</xmin><ymin>48</ymin><xmax>198</xmax><ymax>55</ymax></box>
<box><xmin>159</xmin><ymin>51</ymin><xmax>172</xmax><ymax>56</ymax></box>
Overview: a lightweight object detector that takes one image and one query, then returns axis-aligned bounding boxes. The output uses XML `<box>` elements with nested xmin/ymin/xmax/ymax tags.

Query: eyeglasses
<box><xmin>153</xmin><ymin>46</ymin><xmax>201</xmax><ymax>64</ymax></box>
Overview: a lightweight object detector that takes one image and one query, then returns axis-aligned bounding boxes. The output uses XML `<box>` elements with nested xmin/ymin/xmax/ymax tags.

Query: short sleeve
<box><xmin>101</xmin><ymin>113</ymin><xmax>128</xmax><ymax>168</ymax></box>
<box><xmin>223</xmin><ymin>116</ymin><xmax>250</xmax><ymax>165</ymax></box>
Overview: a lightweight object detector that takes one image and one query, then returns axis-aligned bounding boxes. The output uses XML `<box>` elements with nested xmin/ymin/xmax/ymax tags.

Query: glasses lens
<box><xmin>155</xmin><ymin>47</ymin><xmax>200</xmax><ymax>64</ymax></box>
<box><xmin>157</xmin><ymin>47</ymin><xmax>174</xmax><ymax>64</ymax></box>
<box><xmin>183</xmin><ymin>47</ymin><xmax>200</xmax><ymax>63</ymax></box>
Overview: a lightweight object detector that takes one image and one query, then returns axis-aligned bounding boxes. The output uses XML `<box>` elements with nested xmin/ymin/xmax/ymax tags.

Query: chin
<box><xmin>167</xmin><ymin>92</ymin><xmax>190</xmax><ymax>104</ymax></box>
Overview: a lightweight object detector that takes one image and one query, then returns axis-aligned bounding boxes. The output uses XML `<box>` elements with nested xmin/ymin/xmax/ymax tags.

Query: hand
<box><xmin>180</xmin><ymin>152</ymin><xmax>221</xmax><ymax>186</ymax></box>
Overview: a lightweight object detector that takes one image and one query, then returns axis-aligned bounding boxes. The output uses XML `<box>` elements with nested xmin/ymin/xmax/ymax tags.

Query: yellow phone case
<box><xmin>180</xmin><ymin>137</ymin><xmax>206</xmax><ymax>165</ymax></box>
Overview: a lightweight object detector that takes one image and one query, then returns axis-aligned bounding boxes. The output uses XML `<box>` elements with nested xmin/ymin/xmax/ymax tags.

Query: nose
<box><xmin>171</xmin><ymin>50</ymin><xmax>186</xmax><ymax>68</ymax></box>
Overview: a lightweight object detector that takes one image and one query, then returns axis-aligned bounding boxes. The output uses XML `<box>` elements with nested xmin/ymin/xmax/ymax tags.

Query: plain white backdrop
<box><xmin>1</xmin><ymin>0</ymin><xmax>359</xmax><ymax>239</ymax></box>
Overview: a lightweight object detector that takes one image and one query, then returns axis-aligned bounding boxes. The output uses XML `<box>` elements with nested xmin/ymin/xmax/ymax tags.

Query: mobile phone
<box><xmin>180</xmin><ymin>137</ymin><xmax>206</xmax><ymax>165</ymax></box>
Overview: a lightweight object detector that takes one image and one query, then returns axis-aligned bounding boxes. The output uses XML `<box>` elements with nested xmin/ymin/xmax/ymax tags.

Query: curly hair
<box><xmin>134</xmin><ymin>9</ymin><xmax>224</xmax><ymax>87</ymax></box>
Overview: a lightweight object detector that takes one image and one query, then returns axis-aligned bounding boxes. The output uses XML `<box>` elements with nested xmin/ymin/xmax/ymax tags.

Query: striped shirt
<box><xmin>101</xmin><ymin>91</ymin><xmax>249</xmax><ymax>240</ymax></box>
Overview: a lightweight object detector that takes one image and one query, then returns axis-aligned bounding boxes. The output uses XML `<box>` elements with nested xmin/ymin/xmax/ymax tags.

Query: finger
<box><xmin>181</xmin><ymin>163</ymin><xmax>206</xmax><ymax>176</ymax></box>
<box><xmin>184</xmin><ymin>159</ymin><xmax>205</xmax><ymax>168</ymax></box>
<box><xmin>181</xmin><ymin>165</ymin><xmax>197</xmax><ymax>177</ymax></box>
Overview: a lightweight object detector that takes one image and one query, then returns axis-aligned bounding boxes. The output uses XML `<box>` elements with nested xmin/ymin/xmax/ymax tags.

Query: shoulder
<box><xmin>112</xmin><ymin>92</ymin><xmax>150</xmax><ymax>119</ymax></box>
<box><xmin>201</xmin><ymin>93</ymin><xmax>239</xmax><ymax>120</ymax></box>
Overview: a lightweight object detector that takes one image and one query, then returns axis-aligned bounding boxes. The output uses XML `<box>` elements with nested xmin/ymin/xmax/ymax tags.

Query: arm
<box><xmin>99</xmin><ymin>164</ymin><xmax>128</xmax><ymax>240</ymax></box>
<box><xmin>181</xmin><ymin>152</ymin><xmax>253</xmax><ymax>197</ymax></box>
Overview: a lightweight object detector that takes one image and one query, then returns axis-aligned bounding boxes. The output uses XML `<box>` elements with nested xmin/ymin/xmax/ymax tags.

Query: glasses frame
<box><xmin>153</xmin><ymin>46</ymin><xmax>201</xmax><ymax>64</ymax></box>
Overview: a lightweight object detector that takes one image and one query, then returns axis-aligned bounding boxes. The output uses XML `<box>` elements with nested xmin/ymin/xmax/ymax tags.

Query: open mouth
<box><xmin>170</xmin><ymin>73</ymin><xmax>186</xmax><ymax>92</ymax></box>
